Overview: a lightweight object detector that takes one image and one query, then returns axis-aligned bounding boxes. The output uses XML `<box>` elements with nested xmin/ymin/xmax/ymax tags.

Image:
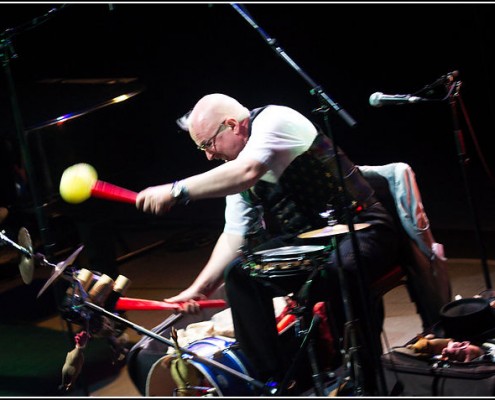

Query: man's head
<box><xmin>181</xmin><ymin>93</ymin><xmax>250</xmax><ymax>161</ymax></box>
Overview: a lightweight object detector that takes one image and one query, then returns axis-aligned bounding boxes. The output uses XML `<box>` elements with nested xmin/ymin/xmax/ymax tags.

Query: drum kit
<box><xmin>0</xmin><ymin>4</ymin><xmax>379</xmax><ymax>394</ymax></box>
<box><xmin>1</xmin><ymin>161</ymin><xmax>371</xmax><ymax>396</ymax></box>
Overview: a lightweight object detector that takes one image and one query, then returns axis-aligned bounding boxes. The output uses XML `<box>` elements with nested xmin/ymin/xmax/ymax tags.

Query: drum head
<box><xmin>146</xmin><ymin>336</ymin><xmax>256</xmax><ymax>396</ymax></box>
<box><xmin>254</xmin><ymin>245</ymin><xmax>325</xmax><ymax>258</ymax></box>
<box><xmin>249</xmin><ymin>245</ymin><xmax>328</xmax><ymax>294</ymax></box>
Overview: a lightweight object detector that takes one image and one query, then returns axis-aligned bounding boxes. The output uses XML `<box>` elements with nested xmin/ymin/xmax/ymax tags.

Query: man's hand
<box><xmin>136</xmin><ymin>183</ymin><xmax>174</xmax><ymax>215</ymax></box>
<box><xmin>165</xmin><ymin>288</ymin><xmax>208</xmax><ymax>314</ymax></box>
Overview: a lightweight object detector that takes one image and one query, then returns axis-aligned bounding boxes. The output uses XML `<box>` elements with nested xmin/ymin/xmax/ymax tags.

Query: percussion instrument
<box><xmin>37</xmin><ymin>245</ymin><xmax>85</xmax><ymax>298</ymax></box>
<box><xmin>60</xmin><ymin>269</ymin><xmax>136</xmax><ymax>339</ymax></box>
<box><xmin>297</xmin><ymin>222</ymin><xmax>371</xmax><ymax>239</ymax></box>
<box><xmin>250</xmin><ymin>245</ymin><xmax>328</xmax><ymax>275</ymax></box>
<box><xmin>148</xmin><ymin>336</ymin><xmax>257</xmax><ymax>397</ymax></box>
<box><xmin>0</xmin><ymin>227</ymin><xmax>35</xmax><ymax>285</ymax></box>
<box><xmin>248</xmin><ymin>245</ymin><xmax>327</xmax><ymax>277</ymax></box>
<box><xmin>60</xmin><ymin>267</ymin><xmax>227</xmax><ymax>332</ymax></box>
<box><xmin>17</xmin><ymin>227</ymin><xmax>34</xmax><ymax>285</ymax></box>
<box><xmin>246</xmin><ymin>245</ymin><xmax>328</xmax><ymax>293</ymax></box>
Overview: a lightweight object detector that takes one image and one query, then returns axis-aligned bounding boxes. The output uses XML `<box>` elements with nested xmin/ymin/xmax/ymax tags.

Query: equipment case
<box><xmin>382</xmin><ymin>348</ymin><xmax>495</xmax><ymax>396</ymax></box>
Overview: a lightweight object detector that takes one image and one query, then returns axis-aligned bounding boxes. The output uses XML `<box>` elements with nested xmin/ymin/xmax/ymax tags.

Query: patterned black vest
<box><xmin>243</xmin><ymin>107</ymin><xmax>377</xmax><ymax>238</ymax></box>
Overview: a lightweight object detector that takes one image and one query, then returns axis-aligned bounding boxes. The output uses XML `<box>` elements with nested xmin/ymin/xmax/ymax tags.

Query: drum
<box><xmin>147</xmin><ymin>336</ymin><xmax>257</xmax><ymax>396</ymax></box>
<box><xmin>246</xmin><ymin>245</ymin><xmax>329</xmax><ymax>293</ymax></box>
<box><xmin>60</xmin><ymin>269</ymin><xmax>128</xmax><ymax>336</ymax></box>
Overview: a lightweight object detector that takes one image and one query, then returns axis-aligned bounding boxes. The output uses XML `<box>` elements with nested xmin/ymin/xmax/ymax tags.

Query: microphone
<box><xmin>369</xmin><ymin>92</ymin><xmax>424</xmax><ymax>107</ymax></box>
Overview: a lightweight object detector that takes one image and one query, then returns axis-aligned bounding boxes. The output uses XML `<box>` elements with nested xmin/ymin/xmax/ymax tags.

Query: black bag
<box><xmin>382</xmin><ymin>349</ymin><xmax>495</xmax><ymax>396</ymax></box>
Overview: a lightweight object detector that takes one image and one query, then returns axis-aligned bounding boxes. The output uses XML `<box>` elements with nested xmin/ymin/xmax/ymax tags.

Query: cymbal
<box><xmin>298</xmin><ymin>223</ymin><xmax>371</xmax><ymax>239</ymax></box>
<box><xmin>18</xmin><ymin>227</ymin><xmax>34</xmax><ymax>285</ymax></box>
<box><xmin>25</xmin><ymin>84</ymin><xmax>144</xmax><ymax>133</ymax></box>
<box><xmin>37</xmin><ymin>245</ymin><xmax>84</xmax><ymax>298</ymax></box>
<box><xmin>0</xmin><ymin>78</ymin><xmax>144</xmax><ymax>135</ymax></box>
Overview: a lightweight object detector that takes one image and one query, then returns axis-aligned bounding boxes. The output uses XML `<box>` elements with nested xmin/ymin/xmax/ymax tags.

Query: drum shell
<box><xmin>145</xmin><ymin>336</ymin><xmax>256</xmax><ymax>396</ymax></box>
<box><xmin>185</xmin><ymin>336</ymin><xmax>257</xmax><ymax>396</ymax></box>
<box><xmin>246</xmin><ymin>245</ymin><xmax>329</xmax><ymax>293</ymax></box>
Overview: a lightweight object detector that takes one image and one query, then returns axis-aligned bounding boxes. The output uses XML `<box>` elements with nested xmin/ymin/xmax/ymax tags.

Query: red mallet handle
<box><xmin>115</xmin><ymin>297</ymin><xmax>227</xmax><ymax>311</ymax></box>
<box><xmin>91</xmin><ymin>180</ymin><xmax>137</xmax><ymax>204</ymax></box>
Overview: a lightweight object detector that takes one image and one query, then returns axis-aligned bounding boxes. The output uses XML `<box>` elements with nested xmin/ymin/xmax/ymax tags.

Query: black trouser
<box><xmin>224</xmin><ymin>221</ymin><xmax>400</xmax><ymax>391</ymax></box>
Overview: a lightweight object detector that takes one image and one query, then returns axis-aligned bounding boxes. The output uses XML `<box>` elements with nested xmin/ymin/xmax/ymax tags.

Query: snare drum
<box><xmin>246</xmin><ymin>245</ymin><xmax>329</xmax><ymax>293</ymax></box>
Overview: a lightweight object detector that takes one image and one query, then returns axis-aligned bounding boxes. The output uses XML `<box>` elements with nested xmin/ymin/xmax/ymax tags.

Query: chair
<box><xmin>359</xmin><ymin>163</ymin><xmax>452</xmax><ymax>337</ymax></box>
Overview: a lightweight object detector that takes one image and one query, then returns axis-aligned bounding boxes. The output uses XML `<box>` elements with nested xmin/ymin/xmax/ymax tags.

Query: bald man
<box><xmin>136</xmin><ymin>93</ymin><xmax>399</xmax><ymax>394</ymax></box>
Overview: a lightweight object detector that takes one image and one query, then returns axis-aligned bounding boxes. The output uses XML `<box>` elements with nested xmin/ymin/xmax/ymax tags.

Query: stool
<box><xmin>370</xmin><ymin>264</ymin><xmax>408</xmax><ymax>355</ymax></box>
<box><xmin>371</xmin><ymin>265</ymin><xmax>407</xmax><ymax>303</ymax></box>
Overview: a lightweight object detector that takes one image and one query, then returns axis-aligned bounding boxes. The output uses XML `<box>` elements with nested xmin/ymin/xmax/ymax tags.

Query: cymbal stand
<box><xmin>0</xmin><ymin>229</ymin><xmax>32</xmax><ymax>258</ymax></box>
<box><xmin>447</xmin><ymin>79</ymin><xmax>492</xmax><ymax>289</ymax></box>
<box><xmin>315</xmin><ymin>209</ymin><xmax>370</xmax><ymax>395</ymax></box>
<box><xmin>230</xmin><ymin>4</ymin><xmax>384</xmax><ymax>395</ymax></box>
<box><xmin>0</xmin><ymin>227</ymin><xmax>74</xmax><ymax>281</ymax></box>
<box><xmin>319</xmin><ymin>113</ymin><xmax>387</xmax><ymax>395</ymax></box>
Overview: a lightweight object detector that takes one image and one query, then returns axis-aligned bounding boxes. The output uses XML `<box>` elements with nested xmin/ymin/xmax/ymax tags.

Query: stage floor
<box><xmin>1</xmin><ymin>221</ymin><xmax>494</xmax><ymax>396</ymax></box>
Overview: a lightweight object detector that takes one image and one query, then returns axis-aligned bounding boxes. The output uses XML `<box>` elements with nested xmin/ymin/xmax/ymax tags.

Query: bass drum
<box><xmin>145</xmin><ymin>336</ymin><xmax>258</xmax><ymax>396</ymax></box>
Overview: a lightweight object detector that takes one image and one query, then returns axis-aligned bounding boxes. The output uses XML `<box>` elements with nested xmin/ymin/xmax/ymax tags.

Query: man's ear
<box><xmin>224</xmin><ymin>117</ymin><xmax>237</xmax><ymax>131</ymax></box>
<box><xmin>231</xmin><ymin>118</ymin><xmax>249</xmax><ymax>138</ymax></box>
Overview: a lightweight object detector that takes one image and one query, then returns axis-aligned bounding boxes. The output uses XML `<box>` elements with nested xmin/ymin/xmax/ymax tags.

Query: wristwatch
<box><xmin>170</xmin><ymin>180</ymin><xmax>191</xmax><ymax>206</ymax></box>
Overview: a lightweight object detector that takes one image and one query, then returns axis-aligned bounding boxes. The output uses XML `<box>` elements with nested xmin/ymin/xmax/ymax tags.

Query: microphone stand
<box><xmin>230</xmin><ymin>4</ymin><xmax>386</xmax><ymax>395</ymax></box>
<box><xmin>0</xmin><ymin>31</ymin><xmax>55</xmax><ymax>258</ymax></box>
<box><xmin>447</xmin><ymin>79</ymin><xmax>492</xmax><ymax>289</ymax></box>
<box><xmin>0</xmin><ymin>4</ymin><xmax>87</xmax><ymax>389</ymax></box>
<box><xmin>0</xmin><ymin>5</ymin><xmax>68</xmax><ymax>258</ymax></box>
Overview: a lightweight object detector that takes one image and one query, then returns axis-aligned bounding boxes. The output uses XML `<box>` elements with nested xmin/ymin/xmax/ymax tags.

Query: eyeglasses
<box><xmin>197</xmin><ymin>121</ymin><xmax>227</xmax><ymax>151</ymax></box>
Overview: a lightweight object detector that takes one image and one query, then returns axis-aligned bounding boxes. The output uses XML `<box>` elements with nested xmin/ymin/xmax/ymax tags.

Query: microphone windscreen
<box><xmin>369</xmin><ymin>92</ymin><xmax>383</xmax><ymax>107</ymax></box>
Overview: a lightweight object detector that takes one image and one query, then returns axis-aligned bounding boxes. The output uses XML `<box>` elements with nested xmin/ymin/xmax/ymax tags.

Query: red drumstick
<box><xmin>91</xmin><ymin>180</ymin><xmax>137</xmax><ymax>204</ymax></box>
<box><xmin>115</xmin><ymin>297</ymin><xmax>227</xmax><ymax>311</ymax></box>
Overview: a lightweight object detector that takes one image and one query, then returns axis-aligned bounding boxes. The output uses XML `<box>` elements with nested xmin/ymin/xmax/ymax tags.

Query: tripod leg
<box><xmin>306</xmin><ymin>316</ymin><xmax>327</xmax><ymax>396</ymax></box>
<box><xmin>342</xmin><ymin>320</ymin><xmax>366</xmax><ymax>396</ymax></box>
<box><xmin>276</xmin><ymin>313</ymin><xmax>326</xmax><ymax>396</ymax></box>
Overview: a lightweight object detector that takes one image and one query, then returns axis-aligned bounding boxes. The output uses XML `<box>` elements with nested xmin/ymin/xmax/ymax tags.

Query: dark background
<box><xmin>1</xmin><ymin>2</ymin><xmax>495</xmax><ymax>260</ymax></box>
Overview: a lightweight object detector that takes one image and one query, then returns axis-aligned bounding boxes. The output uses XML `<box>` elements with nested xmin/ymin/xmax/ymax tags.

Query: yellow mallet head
<box><xmin>59</xmin><ymin>163</ymin><xmax>98</xmax><ymax>204</ymax></box>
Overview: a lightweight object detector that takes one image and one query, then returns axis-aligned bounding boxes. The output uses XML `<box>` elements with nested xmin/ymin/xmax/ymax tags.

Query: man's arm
<box><xmin>136</xmin><ymin>157</ymin><xmax>268</xmax><ymax>215</ymax></box>
<box><xmin>164</xmin><ymin>231</ymin><xmax>244</xmax><ymax>304</ymax></box>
